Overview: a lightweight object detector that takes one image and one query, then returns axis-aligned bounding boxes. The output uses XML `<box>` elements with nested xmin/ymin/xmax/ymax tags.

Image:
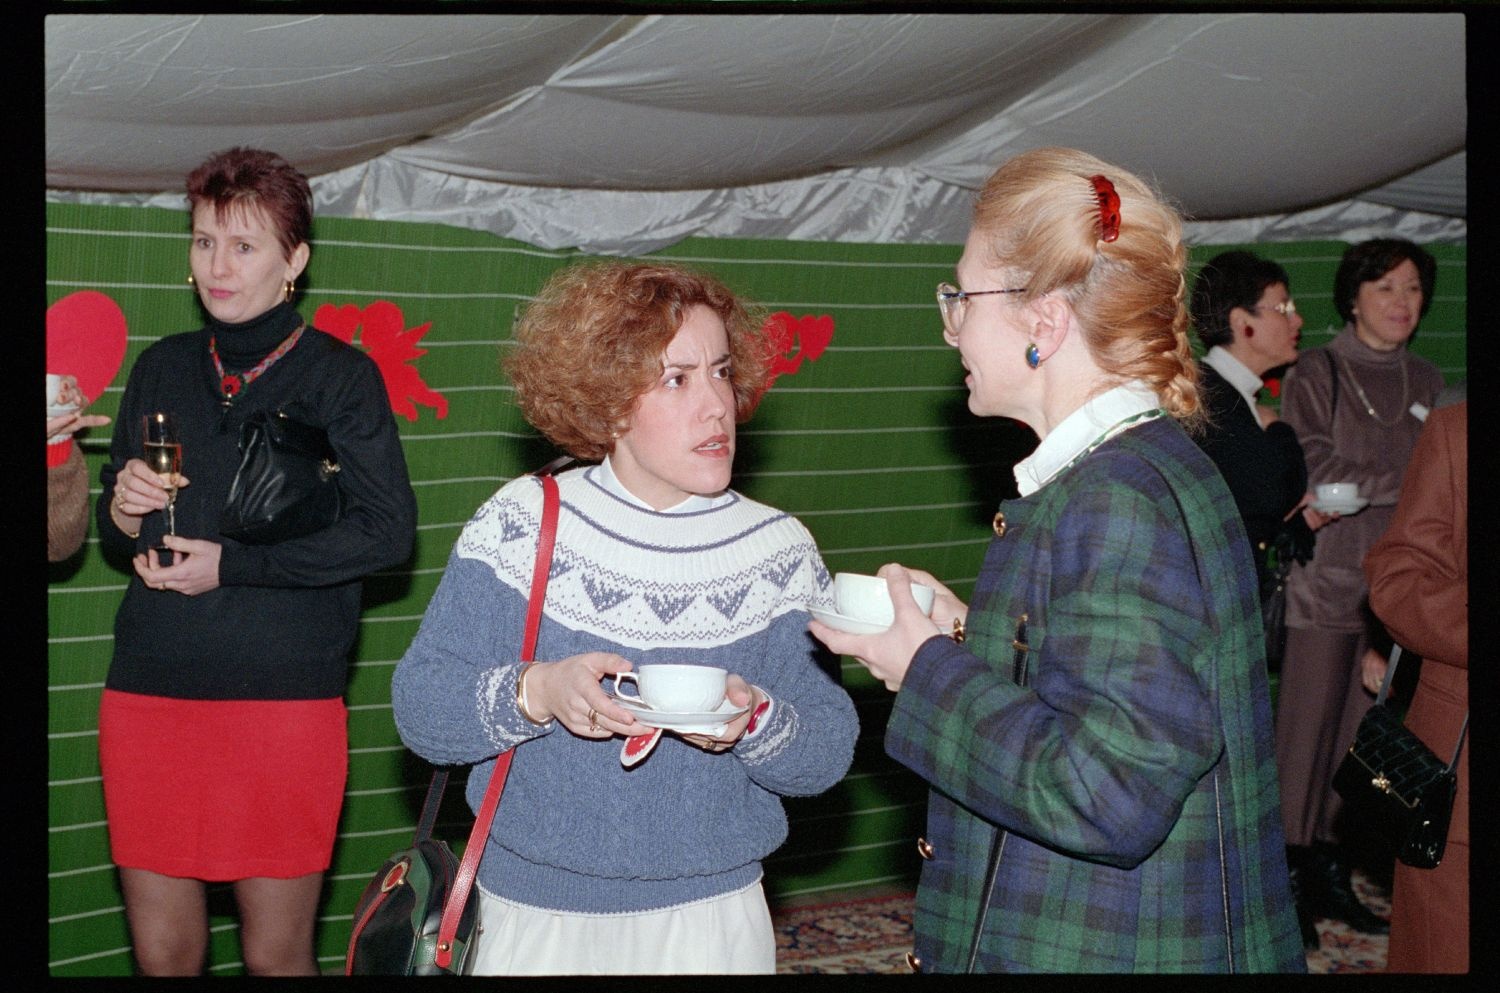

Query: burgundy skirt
<box><xmin>99</xmin><ymin>689</ymin><xmax>347</xmax><ymax>881</ymax></box>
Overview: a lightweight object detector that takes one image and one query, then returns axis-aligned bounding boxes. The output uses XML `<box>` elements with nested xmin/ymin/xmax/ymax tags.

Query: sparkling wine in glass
<box><xmin>142</xmin><ymin>412</ymin><xmax>181</xmax><ymax>563</ymax></box>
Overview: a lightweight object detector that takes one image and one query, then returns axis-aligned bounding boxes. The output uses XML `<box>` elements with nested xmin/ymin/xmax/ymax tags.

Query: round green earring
<box><xmin>1025</xmin><ymin>342</ymin><xmax>1041</xmax><ymax>369</ymax></box>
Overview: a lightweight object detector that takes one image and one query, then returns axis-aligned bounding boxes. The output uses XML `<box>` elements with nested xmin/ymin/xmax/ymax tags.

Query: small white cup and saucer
<box><xmin>808</xmin><ymin>572</ymin><xmax>936</xmax><ymax>635</ymax></box>
<box><xmin>611</xmin><ymin>664</ymin><xmax>746</xmax><ymax>735</ymax></box>
<box><xmin>1311</xmin><ymin>481</ymin><xmax>1369</xmax><ymax>516</ymax></box>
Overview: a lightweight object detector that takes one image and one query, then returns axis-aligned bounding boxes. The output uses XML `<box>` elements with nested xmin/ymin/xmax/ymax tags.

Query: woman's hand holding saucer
<box><xmin>680</xmin><ymin>674</ymin><xmax>764</xmax><ymax>753</ymax></box>
<box><xmin>524</xmin><ymin>653</ymin><xmax>649</xmax><ymax>738</ymax></box>
<box><xmin>809</xmin><ymin>563</ymin><xmax>950</xmax><ymax>692</ymax></box>
<box><xmin>48</xmin><ymin>409</ymin><xmax>110</xmax><ymax>441</ymax></box>
<box><xmin>1290</xmin><ymin>491</ymin><xmax>1336</xmax><ymax>531</ymax></box>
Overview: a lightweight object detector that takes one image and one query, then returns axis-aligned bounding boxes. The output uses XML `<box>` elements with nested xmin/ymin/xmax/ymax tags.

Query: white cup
<box><xmin>1316</xmin><ymin>482</ymin><xmax>1359</xmax><ymax>503</ymax></box>
<box><xmin>834</xmin><ymin>572</ymin><xmax>936</xmax><ymax>626</ymax></box>
<box><xmin>47</xmin><ymin>373</ymin><xmax>63</xmax><ymax>407</ymax></box>
<box><xmin>614</xmin><ymin>665</ymin><xmax>727</xmax><ymax>713</ymax></box>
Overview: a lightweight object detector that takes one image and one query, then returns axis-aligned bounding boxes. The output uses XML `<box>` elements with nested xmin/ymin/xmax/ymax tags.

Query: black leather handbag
<box><xmin>220</xmin><ymin>409</ymin><xmax>343</xmax><ymax>544</ymax></box>
<box><xmin>345</xmin><ymin>770</ymin><xmax>479</xmax><ymax>975</ymax></box>
<box><xmin>1333</xmin><ymin>645</ymin><xmax>1468</xmax><ymax>869</ymax></box>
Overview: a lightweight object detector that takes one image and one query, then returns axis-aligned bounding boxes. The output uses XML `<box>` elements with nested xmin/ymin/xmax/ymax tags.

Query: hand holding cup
<box><xmin>46</xmin><ymin>373</ymin><xmax>110</xmax><ymax>441</ymax></box>
<box><xmin>1315</xmin><ymin>481</ymin><xmax>1359</xmax><ymax>504</ymax></box>
<box><xmin>810</xmin><ymin>564</ymin><xmax>949</xmax><ymax>692</ymax></box>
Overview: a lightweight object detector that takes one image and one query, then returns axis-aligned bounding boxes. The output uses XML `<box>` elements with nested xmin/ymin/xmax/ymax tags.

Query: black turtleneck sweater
<box><xmin>98</xmin><ymin>302</ymin><xmax>416</xmax><ymax>699</ymax></box>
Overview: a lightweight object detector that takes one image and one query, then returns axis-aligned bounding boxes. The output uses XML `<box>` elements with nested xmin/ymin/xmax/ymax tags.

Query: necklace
<box><xmin>1041</xmin><ymin>406</ymin><xmax>1166</xmax><ymax>487</ymax></box>
<box><xmin>210</xmin><ymin>321</ymin><xmax>306</xmax><ymax>406</ymax></box>
<box><xmin>1338</xmin><ymin>352</ymin><xmax>1409</xmax><ymax>426</ymax></box>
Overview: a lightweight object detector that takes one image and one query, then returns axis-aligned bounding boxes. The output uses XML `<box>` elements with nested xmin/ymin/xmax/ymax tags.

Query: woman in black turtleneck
<box><xmin>97</xmin><ymin>148</ymin><xmax>415</xmax><ymax>976</ymax></box>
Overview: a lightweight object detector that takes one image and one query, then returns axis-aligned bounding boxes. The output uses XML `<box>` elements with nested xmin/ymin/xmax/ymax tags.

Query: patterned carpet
<box><xmin>773</xmin><ymin>868</ymin><xmax>1391</xmax><ymax>974</ymax></box>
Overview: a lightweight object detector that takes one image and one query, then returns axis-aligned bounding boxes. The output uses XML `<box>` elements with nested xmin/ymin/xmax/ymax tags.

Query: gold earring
<box><xmin>284</xmin><ymin>279</ymin><xmax>295</xmax><ymax>302</ymax></box>
<box><xmin>187</xmin><ymin>273</ymin><xmax>195</xmax><ymax>287</ymax></box>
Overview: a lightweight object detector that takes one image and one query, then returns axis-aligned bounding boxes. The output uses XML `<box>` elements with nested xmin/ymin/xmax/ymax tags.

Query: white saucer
<box><xmin>1313</xmin><ymin>497</ymin><xmax>1369</xmax><ymax>515</ymax></box>
<box><xmin>613</xmin><ymin>697</ymin><xmax>747</xmax><ymax>734</ymax></box>
<box><xmin>808</xmin><ymin>607</ymin><xmax>889</xmax><ymax>636</ymax></box>
<box><xmin>47</xmin><ymin>403</ymin><xmax>80</xmax><ymax>419</ymax></box>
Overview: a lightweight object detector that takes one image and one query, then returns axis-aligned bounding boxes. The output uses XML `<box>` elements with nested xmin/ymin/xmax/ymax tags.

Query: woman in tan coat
<box><xmin>1364</xmin><ymin>400</ymin><xmax>1467</xmax><ymax>973</ymax></box>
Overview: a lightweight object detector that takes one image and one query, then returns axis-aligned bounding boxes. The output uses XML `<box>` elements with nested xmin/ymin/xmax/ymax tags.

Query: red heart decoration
<box><xmin>794</xmin><ymin>315</ymin><xmax>834</xmax><ymax>362</ymax></box>
<box><xmin>310</xmin><ymin>302</ymin><xmax>362</xmax><ymax>345</ymax></box>
<box><xmin>47</xmin><ymin>291</ymin><xmax>128</xmax><ymax>404</ymax></box>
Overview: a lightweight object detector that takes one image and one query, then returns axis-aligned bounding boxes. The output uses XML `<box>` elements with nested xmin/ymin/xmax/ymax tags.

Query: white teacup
<box><xmin>614</xmin><ymin>664</ymin><xmax>727</xmax><ymax>713</ymax></box>
<box><xmin>834</xmin><ymin>572</ymin><xmax>936</xmax><ymax>626</ymax></box>
<box><xmin>47</xmin><ymin>373</ymin><xmax>63</xmax><ymax>407</ymax></box>
<box><xmin>1316</xmin><ymin>482</ymin><xmax>1359</xmax><ymax>503</ymax></box>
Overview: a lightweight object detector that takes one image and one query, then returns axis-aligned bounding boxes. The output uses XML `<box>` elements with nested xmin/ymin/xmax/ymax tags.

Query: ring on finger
<box><xmin>587</xmin><ymin>708</ymin><xmax>598</xmax><ymax>733</ymax></box>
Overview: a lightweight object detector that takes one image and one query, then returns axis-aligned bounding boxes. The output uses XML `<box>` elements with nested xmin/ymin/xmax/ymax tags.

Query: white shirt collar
<box><xmin>597</xmin><ymin>455</ymin><xmax>733</xmax><ymax>513</ymax></box>
<box><xmin>1203</xmin><ymin>346</ymin><xmax>1264</xmax><ymax>412</ymax></box>
<box><xmin>1012</xmin><ymin>381</ymin><xmax>1162</xmax><ymax>497</ymax></box>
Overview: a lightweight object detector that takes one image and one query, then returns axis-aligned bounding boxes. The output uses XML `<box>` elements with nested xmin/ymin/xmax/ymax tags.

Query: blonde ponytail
<box><xmin>971</xmin><ymin>147</ymin><xmax>1202</xmax><ymax>429</ymax></box>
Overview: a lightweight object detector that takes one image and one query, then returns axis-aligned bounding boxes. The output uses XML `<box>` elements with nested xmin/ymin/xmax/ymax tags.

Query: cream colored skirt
<box><xmin>466</xmin><ymin>877</ymin><xmax>775</xmax><ymax>975</ymax></box>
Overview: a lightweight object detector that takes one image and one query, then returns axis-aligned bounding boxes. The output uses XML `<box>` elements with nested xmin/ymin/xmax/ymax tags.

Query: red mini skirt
<box><xmin>98</xmin><ymin>689</ymin><xmax>347</xmax><ymax>881</ymax></box>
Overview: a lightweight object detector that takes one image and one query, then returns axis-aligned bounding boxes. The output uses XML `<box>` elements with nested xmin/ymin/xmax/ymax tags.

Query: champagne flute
<box><xmin>142</xmin><ymin>412</ymin><xmax>182</xmax><ymax>565</ymax></box>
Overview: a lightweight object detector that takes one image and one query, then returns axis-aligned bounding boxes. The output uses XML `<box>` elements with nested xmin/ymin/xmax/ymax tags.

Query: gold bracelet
<box><xmin>515</xmin><ymin>665</ymin><xmax>549</xmax><ymax>725</ymax></box>
<box><xmin>110</xmin><ymin>492</ymin><xmax>141</xmax><ymax>539</ymax></box>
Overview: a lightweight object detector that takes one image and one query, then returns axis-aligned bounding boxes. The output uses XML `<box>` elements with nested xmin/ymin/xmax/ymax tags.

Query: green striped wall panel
<box><xmin>47</xmin><ymin>202</ymin><xmax>1464</xmax><ymax>974</ymax></box>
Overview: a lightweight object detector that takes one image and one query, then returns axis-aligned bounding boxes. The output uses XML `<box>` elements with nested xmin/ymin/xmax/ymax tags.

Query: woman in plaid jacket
<box><xmin>811</xmin><ymin>148</ymin><xmax>1305</xmax><ymax>973</ymax></box>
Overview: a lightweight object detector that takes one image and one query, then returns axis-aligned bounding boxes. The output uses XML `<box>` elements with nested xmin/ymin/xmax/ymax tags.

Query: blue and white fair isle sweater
<box><xmin>392</xmin><ymin>465</ymin><xmax>859</xmax><ymax>913</ymax></box>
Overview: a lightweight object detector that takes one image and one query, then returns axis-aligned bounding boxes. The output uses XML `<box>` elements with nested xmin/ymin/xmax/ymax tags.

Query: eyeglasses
<box><xmin>936</xmin><ymin>282</ymin><xmax>1027</xmax><ymax>336</ymax></box>
<box><xmin>1252</xmin><ymin>299</ymin><xmax>1298</xmax><ymax>317</ymax></box>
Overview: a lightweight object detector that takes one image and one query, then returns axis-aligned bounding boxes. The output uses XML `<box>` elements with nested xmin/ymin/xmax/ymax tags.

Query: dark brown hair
<box><xmin>1190</xmin><ymin>251</ymin><xmax>1293</xmax><ymax>349</ymax></box>
<box><xmin>185</xmin><ymin>147</ymin><xmax>312</xmax><ymax>259</ymax></box>
<box><xmin>1332</xmin><ymin>238</ymin><xmax>1436</xmax><ymax>325</ymax></box>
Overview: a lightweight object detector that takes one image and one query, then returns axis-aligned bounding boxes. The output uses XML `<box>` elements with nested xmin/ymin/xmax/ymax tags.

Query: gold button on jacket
<box><xmin>916</xmin><ymin>837</ymin><xmax>935</xmax><ymax>860</ymax></box>
<box><xmin>992</xmin><ymin>511</ymin><xmax>1007</xmax><ymax>537</ymax></box>
<box><xmin>905</xmin><ymin>952</ymin><xmax>922</xmax><ymax>972</ymax></box>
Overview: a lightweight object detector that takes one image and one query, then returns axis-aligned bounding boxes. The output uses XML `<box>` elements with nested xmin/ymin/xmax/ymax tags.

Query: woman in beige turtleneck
<box><xmin>1272</xmin><ymin>238</ymin><xmax>1444</xmax><ymax>944</ymax></box>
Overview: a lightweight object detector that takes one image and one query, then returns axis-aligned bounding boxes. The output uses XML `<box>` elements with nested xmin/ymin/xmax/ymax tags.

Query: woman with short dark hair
<box><xmin>98</xmin><ymin>147</ymin><xmax>416</xmax><ymax>975</ymax></box>
<box><xmin>1190</xmin><ymin>251</ymin><xmax>1318</xmax><ymax>552</ymax></box>
<box><xmin>1189</xmin><ymin>252</ymin><xmax>1329</xmax><ymax>610</ymax></box>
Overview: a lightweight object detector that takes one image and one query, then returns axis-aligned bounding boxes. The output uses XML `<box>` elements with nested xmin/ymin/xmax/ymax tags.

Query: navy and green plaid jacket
<box><xmin>888</xmin><ymin>417</ymin><xmax>1304</xmax><ymax>972</ymax></box>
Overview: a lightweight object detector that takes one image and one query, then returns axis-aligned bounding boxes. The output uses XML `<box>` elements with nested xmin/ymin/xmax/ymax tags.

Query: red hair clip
<box><xmin>1089</xmin><ymin>174</ymin><xmax>1121</xmax><ymax>243</ymax></box>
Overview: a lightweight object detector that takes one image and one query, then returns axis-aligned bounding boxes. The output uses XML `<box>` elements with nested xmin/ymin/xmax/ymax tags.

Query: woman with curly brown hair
<box><xmin>811</xmin><ymin>148</ymin><xmax>1303</xmax><ymax>972</ymax></box>
<box><xmin>392</xmin><ymin>261</ymin><xmax>857</xmax><ymax>974</ymax></box>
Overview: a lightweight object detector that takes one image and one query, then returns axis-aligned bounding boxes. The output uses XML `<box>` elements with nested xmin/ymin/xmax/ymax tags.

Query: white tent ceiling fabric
<box><xmin>46</xmin><ymin>12</ymin><xmax>1466</xmax><ymax>255</ymax></box>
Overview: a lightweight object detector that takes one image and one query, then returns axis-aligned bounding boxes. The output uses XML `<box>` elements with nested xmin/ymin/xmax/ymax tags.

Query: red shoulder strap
<box><xmin>434</xmin><ymin>464</ymin><xmax>563</xmax><ymax>969</ymax></box>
